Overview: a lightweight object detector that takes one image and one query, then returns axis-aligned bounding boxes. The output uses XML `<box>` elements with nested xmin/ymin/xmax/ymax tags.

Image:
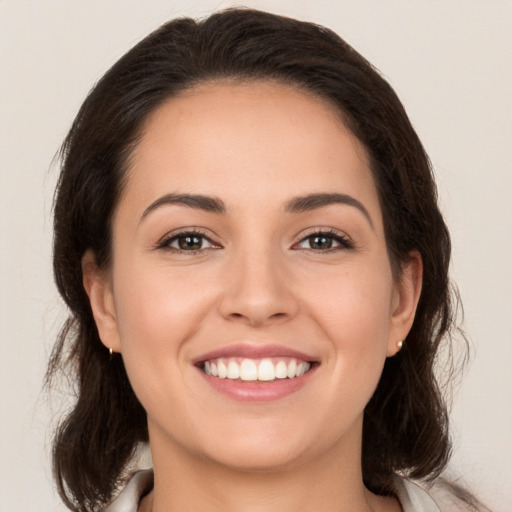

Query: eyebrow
<box><xmin>285</xmin><ymin>193</ymin><xmax>374</xmax><ymax>229</ymax></box>
<box><xmin>140</xmin><ymin>191</ymin><xmax>373</xmax><ymax>229</ymax></box>
<box><xmin>141</xmin><ymin>193</ymin><xmax>226</xmax><ymax>220</ymax></box>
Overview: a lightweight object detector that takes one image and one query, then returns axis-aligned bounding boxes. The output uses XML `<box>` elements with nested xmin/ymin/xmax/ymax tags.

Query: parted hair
<box><xmin>48</xmin><ymin>8</ymin><xmax>458</xmax><ymax>511</ymax></box>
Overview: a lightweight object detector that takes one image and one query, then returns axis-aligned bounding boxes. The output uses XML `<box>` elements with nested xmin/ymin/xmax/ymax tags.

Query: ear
<box><xmin>387</xmin><ymin>251</ymin><xmax>423</xmax><ymax>357</ymax></box>
<box><xmin>81</xmin><ymin>249</ymin><xmax>122</xmax><ymax>353</ymax></box>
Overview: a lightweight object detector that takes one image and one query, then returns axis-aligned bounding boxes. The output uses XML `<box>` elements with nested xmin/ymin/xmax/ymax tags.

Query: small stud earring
<box><xmin>397</xmin><ymin>340</ymin><xmax>403</xmax><ymax>351</ymax></box>
<box><xmin>109</xmin><ymin>347</ymin><xmax>114</xmax><ymax>360</ymax></box>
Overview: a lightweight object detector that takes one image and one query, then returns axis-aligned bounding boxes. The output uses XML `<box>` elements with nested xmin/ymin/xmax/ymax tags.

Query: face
<box><xmin>84</xmin><ymin>81</ymin><xmax>421</xmax><ymax>472</ymax></box>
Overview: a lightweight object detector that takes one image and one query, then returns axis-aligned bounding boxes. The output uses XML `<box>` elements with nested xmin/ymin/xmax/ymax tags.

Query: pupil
<box><xmin>310</xmin><ymin>235</ymin><xmax>332</xmax><ymax>249</ymax></box>
<box><xmin>179</xmin><ymin>235</ymin><xmax>202</xmax><ymax>250</ymax></box>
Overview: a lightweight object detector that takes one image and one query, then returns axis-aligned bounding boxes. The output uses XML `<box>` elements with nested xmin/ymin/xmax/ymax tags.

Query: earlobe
<box><xmin>387</xmin><ymin>251</ymin><xmax>423</xmax><ymax>357</ymax></box>
<box><xmin>81</xmin><ymin>250</ymin><xmax>121</xmax><ymax>353</ymax></box>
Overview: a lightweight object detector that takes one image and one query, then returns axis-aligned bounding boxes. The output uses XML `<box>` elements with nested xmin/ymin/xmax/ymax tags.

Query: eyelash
<box><xmin>156</xmin><ymin>229</ymin><xmax>219</xmax><ymax>254</ymax></box>
<box><xmin>292</xmin><ymin>229</ymin><xmax>354</xmax><ymax>252</ymax></box>
<box><xmin>156</xmin><ymin>228</ymin><xmax>354</xmax><ymax>255</ymax></box>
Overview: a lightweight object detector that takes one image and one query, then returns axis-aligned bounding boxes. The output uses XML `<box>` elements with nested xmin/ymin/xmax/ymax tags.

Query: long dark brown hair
<box><xmin>48</xmin><ymin>8</ymin><xmax>463</xmax><ymax>511</ymax></box>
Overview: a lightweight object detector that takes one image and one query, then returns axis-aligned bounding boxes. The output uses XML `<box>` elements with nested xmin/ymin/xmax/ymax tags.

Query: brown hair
<box><xmin>48</xmin><ymin>8</ymin><xmax>461</xmax><ymax>511</ymax></box>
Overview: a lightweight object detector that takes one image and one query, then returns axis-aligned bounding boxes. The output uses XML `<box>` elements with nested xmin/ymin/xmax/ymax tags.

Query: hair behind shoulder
<box><xmin>47</xmin><ymin>8</ymin><xmax>466</xmax><ymax>510</ymax></box>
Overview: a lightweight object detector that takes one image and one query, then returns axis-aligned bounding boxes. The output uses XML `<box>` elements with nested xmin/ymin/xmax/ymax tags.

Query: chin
<box><xmin>205</xmin><ymin>443</ymin><xmax>308</xmax><ymax>473</ymax></box>
<box><xmin>194</xmin><ymin>422</ymin><xmax>326</xmax><ymax>473</ymax></box>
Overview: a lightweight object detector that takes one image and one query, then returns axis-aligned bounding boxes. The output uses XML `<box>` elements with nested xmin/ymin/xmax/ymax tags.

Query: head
<box><xmin>50</xmin><ymin>8</ymin><xmax>454</xmax><ymax>511</ymax></box>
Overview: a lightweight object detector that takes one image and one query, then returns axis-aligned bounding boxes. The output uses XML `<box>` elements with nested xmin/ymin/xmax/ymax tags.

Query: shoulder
<box><xmin>103</xmin><ymin>470</ymin><xmax>154</xmax><ymax>512</ymax></box>
<box><xmin>395</xmin><ymin>477</ymin><xmax>441</xmax><ymax>512</ymax></box>
<box><xmin>397</xmin><ymin>477</ymin><xmax>490</xmax><ymax>512</ymax></box>
<box><xmin>426</xmin><ymin>478</ymin><xmax>491</xmax><ymax>512</ymax></box>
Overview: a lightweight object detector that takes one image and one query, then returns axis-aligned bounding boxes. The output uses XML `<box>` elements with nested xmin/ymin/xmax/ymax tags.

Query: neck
<box><xmin>142</xmin><ymin>425</ymin><xmax>400</xmax><ymax>512</ymax></box>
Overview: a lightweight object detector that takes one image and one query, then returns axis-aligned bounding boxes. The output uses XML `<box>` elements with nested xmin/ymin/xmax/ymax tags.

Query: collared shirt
<box><xmin>104</xmin><ymin>469</ymin><xmax>441</xmax><ymax>512</ymax></box>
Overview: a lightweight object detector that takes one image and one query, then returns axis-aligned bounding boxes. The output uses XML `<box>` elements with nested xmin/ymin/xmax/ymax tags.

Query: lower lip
<box><xmin>197</xmin><ymin>367</ymin><xmax>316</xmax><ymax>402</ymax></box>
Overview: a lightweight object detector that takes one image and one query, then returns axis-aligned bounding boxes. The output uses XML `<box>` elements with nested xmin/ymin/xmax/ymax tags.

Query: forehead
<box><xmin>122</xmin><ymin>81</ymin><xmax>380</xmax><ymax>221</ymax></box>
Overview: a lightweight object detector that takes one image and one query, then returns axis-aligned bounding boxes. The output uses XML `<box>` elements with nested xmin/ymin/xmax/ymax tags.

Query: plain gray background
<box><xmin>1</xmin><ymin>1</ymin><xmax>511</xmax><ymax>510</ymax></box>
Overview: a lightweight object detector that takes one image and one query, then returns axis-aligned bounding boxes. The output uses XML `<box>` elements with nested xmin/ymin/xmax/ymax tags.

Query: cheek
<box><xmin>109</xmin><ymin>259</ymin><xmax>218</xmax><ymax>401</ymax></box>
<box><xmin>112</xmin><ymin>259</ymin><xmax>214</xmax><ymax>348</ymax></box>
<box><xmin>306</xmin><ymin>258</ymin><xmax>394</xmax><ymax>341</ymax></box>
<box><xmin>109</xmin><ymin>262</ymin><xmax>217</xmax><ymax>430</ymax></box>
<box><xmin>305</xmin><ymin>262</ymin><xmax>394</xmax><ymax>393</ymax></box>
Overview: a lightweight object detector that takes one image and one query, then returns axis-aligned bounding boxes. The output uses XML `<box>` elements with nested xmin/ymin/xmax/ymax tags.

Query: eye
<box><xmin>294</xmin><ymin>230</ymin><xmax>353</xmax><ymax>251</ymax></box>
<box><xmin>158</xmin><ymin>230</ymin><xmax>219</xmax><ymax>253</ymax></box>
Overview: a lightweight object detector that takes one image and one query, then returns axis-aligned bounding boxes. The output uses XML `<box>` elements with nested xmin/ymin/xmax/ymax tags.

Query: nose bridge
<box><xmin>219</xmin><ymin>236</ymin><xmax>296</xmax><ymax>325</ymax></box>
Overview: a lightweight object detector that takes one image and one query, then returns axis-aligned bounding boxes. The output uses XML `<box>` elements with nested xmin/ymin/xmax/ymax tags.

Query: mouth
<box><xmin>193</xmin><ymin>345</ymin><xmax>318</xmax><ymax>401</ymax></box>
<box><xmin>199</xmin><ymin>357</ymin><xmax>313</xmax><ymax>382</ymax></box>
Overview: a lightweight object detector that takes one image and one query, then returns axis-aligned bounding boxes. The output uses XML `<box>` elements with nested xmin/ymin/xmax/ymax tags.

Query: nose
<box><xmin>218</xmin><ymin>246</ymin><xmax>298</xmax><ymax>327</ymax></box>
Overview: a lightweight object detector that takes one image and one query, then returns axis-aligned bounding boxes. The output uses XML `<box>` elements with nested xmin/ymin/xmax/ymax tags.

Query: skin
<box><xmin>83</xmin><ymin>81</ymin><xmax>422</xmax><ymax>512</ymax></box>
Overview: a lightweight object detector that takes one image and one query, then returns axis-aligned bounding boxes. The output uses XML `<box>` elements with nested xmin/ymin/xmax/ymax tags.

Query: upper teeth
<box><xmin>204</xmin><ymin>358</ymin><xmax>311</xmax><ymax>381</ymax></box>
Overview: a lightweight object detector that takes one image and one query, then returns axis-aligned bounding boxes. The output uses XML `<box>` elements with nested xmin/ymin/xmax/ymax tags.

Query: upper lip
<box><xmin>192</xmin><ymin>343</ymin><xmax>319</xmax><ymax>364</ymax></box>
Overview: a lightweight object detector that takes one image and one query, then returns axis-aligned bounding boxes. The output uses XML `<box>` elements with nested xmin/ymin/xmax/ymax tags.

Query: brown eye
<box><xmin>177</xmin><ymin>234</ymin><xmax>204</xmax><ymax>250</ymax></box>
<box><xmin>307</xmin><ymin>235</ymin><xmax>334</xmax><ymax>250</ymax></box>
<box><xmin>295</xmin><ymin>230</ymin><xmax>353</xmax><ymax>251</ymax></box>
<box><xmin>160</xmin><ymin>231</ymin><xmax>218</xmax><ymax>252</ymax></box>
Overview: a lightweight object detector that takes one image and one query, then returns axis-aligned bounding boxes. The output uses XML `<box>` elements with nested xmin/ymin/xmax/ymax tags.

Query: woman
<box><xmin>47</xmin><ymin>8</ymin><xmax>484</xmax><ymax>512</ymax></box>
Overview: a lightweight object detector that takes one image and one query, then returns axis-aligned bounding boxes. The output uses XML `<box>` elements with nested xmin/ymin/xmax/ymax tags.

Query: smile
<box><xmin>203</xmin><ymin>357</ymin><xmax>311</xmax><ymax>381</ymax></box>
<box><xmin>194</xmin><ymin>345</ymin><xmax>318</xmax><ymax>401</ymax></box>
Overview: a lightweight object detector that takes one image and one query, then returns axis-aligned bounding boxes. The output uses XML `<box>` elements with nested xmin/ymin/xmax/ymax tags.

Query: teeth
<box><xmin>218</xmin><ymin>360</ymin><xmax>227</xmax><ymax>379</ymax></box>
<box><xmin>203</xmin><ymin>357</ymin><xmax>311</xmax><ymax>381</ymax></box>
<box><xmin>258</xmin><ymin>359</ymin><xmax>275</xmax><ymax>381</ymax></box>
<box><xmin>287</xmin><ymin>359</ymin><xmax>297</xmax><ymax>378</ymax></box>
<box><xmin>240</xmin><ymin>359</ymin><xmax>258</xmax><ymax>381</ymax></box>
<box><xmin>275</xmin><ymin>361</ymin><xmax>288</xmax><ymax>379</ymax></box>
<box><xmin>227</xmin><ymin>361</ymin><xmax>239</xmax><ymax>379</ymax></box>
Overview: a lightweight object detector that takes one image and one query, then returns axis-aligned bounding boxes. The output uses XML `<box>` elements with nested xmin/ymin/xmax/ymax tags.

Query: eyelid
<box><xmin>292</xmin><ymin>227</ymin><xmax>355</xmax><ymax>251</ymax></box>
<box><xmin>155</xmin><ymin>227</ymin><xmax>222</xmax><ymax>252</ymax></box>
